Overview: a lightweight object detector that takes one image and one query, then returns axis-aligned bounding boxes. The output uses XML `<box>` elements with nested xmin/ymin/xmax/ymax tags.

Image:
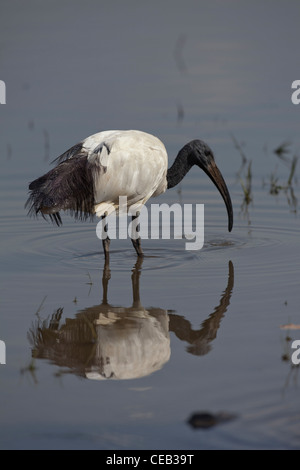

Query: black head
<box><xmin>188</xmin><ymin>140</ymin><xmax>233</xmax><ymax>232</ymax></box>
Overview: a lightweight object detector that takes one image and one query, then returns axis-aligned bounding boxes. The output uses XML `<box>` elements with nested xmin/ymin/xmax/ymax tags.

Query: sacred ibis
<box><xmin>26</xmin><ymin>130</ymin><xmax>233</xmax><ymax>256</ymax></box>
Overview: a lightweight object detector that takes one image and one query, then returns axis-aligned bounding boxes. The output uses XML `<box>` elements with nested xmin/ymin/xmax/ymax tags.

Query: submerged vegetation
<box><xmin>231</xmin><ymin>134</ymin><xmax>299</xmax><ymax>218</ymax></box>
<box><xmin>231</xmin><ymin>134</ymin><xmax>253</xmax><ymax>221</ymax></box>
<box><xmin>269</xmin><ymin>143</ymin><xmax>298</xmax><ymax>212</ymax></box>
<box><xmin>240</xmin><ymin>161</ymin><xmax>253</xmax><ymax>209</ymax></box>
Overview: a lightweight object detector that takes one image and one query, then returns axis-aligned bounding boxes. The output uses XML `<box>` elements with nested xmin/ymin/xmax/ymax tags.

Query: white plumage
<box><xmin>85</xmin><ymin>130</ymin><xmax>168</xmax><ymax>217</ymax></box>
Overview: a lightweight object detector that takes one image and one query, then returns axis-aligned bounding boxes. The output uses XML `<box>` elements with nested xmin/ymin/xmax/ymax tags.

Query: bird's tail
<box><xmin>25</xmin><ymin>155</ymin><xmax>96</xmax><ymax>225</ymax></box>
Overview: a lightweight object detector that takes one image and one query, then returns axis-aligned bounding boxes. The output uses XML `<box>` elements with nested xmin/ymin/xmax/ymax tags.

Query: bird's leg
<box><xmin>101</xmin><ymin>212</ymin><xmax>110</xmax><ymax>258</ymax></box>
<box><xmin>131</xmin><ymin>212</ymin><xmax>144</xmax><ymax>257</ymax></box>
<box><xmin>101</xmin><ymin>256</ymin><xmax>111</xmax><ymax>304</ymax></box>
<box><xmin>131</xmin><ymin>257</ymin><xmax>143</xmax><ymax>307</ymax></box>
<box><xmin>132</xmin><ymin>237</ymin><xmax>143</xmax><ymax>257</ymax></box>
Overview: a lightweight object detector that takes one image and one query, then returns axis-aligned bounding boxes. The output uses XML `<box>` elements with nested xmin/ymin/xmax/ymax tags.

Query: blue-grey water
<box><xmin>0</xmin><ymin>0</ymin><xmax>300</xmax><ymax>450</ymax></box>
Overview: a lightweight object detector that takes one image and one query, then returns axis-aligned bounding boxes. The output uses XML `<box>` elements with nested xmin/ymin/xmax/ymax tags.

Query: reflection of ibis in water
<box><xmin>26</xmin><ymin>130</ymin><xmax>233</xmax><ymax>257</ymax></box>
<box><xmin>28</xmin><ymin>260</ymin><xmax>234</xmax><ymax>380</ymax></box>
<box><xmin>29</xmin><ymin>258</ymin><xmax>170</xmax><ymax>380</ymax></box>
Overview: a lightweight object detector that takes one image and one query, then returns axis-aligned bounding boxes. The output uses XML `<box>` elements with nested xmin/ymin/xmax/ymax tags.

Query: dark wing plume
<box><xmin>26</xmin><ymin>145</ymin><xmax>100</xmax><ymax>225</ymax></box>
<box><xmin>51</xmin><ymin>142</ymin><xmax>84</xmax><ymax>164</ymax></box>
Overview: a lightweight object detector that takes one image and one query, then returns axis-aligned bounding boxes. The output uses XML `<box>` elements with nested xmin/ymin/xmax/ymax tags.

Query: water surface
<box><xmin>0</xmin><ymin>0</ymin><xmax>300</xmax><ymax>450</ymax></box>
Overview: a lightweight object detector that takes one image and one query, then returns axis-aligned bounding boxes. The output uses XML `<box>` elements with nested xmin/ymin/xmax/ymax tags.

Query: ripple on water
<box><xmin>2</xmin><ymin>216</ymin><xmax>300</xmax><ymax>281</ymax></box>
<box><xmin>15</xmin><ymin>220</ymin><xmax>198</xmax><ymax>272</ymax></box>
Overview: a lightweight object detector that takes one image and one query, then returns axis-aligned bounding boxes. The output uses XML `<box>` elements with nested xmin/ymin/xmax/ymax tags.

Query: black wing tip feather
<box><xmin>25</xmin><ymin>193</ymin><xmax>63</xmax><ymax>226</ymax></box>
<box><xmin>48</xmin><ymin>212</ymin><xmax>62</xmax><ymax>226</ymax></box>
<box><xmin>25</xmin><ymin>191</ymin><xmax>95</xmax><ymax>226</ymax></box>
<box><xmin>26</xmin><ymin>145</ymin><xmax>100</xmax><ymax>226</ymax></box>
<box><xmin>51</xmin><ymin>142</ymin><xmax>84</xmax><ymax>165</ymax></box>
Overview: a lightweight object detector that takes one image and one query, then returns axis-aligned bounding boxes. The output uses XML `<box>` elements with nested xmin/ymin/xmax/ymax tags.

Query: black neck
<box><xmin>167</xmin><ymin>143</ymin><xmax>194</xmax><ymax>189</ymax></box>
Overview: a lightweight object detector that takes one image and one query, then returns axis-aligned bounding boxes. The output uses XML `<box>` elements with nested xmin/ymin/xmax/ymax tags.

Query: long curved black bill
<box><xmin>201</xmin><ymin>160</ymin><xmax>233</xmax><ymax>232</ymax></box>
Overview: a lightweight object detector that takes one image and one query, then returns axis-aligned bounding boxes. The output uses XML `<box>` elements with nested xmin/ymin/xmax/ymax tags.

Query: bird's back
<box><xmin>87</xmin><ymin>130</ymin><xmax>168</xmax><ymax>216</ymax></box>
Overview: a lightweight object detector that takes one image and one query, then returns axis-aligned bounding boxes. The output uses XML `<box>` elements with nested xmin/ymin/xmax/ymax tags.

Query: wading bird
<box><xmin>26</xmin><ymin>130</ymin><xmax>233</xmax><ymax>257</ymax></box>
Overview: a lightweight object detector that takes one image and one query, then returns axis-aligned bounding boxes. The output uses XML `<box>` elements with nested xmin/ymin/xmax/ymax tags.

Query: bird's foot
<box><xmin>131</xmin><ymin>237</ymin><xmax>144</xmax><ymax>257</ymax></box>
